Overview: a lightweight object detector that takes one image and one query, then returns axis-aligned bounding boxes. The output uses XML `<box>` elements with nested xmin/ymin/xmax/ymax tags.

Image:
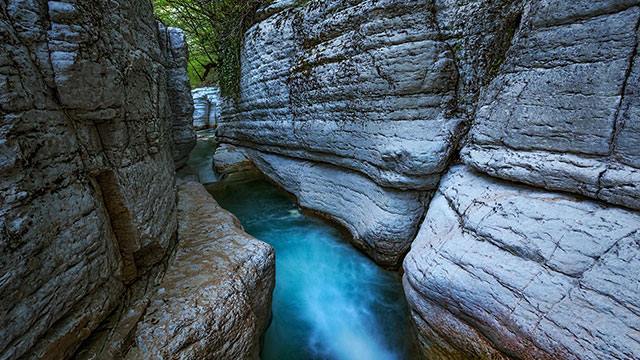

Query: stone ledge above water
<box><xmin>128</xmin><ymin>181</ymin><xmax>275</xmax><ymax>359</ymax></box>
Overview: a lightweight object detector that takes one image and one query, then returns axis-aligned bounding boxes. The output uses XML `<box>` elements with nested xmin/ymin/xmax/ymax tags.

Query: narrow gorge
<box><xmin>1</xmin><ymin>0</ymin><xmax>639</xmax><ymax>359</ymax></box>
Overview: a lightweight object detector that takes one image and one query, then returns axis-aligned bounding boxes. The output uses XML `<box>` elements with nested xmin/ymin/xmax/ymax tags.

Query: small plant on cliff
<box><xmin>154</xmin><ymin>0</ymin><xmax>269</xmax><ymax>97</ymax></box>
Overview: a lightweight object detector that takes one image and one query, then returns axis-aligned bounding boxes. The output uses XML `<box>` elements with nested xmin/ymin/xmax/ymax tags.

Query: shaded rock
<box><xmin>246</xmin><ymin>149</ymin><xmax>427</xmax><ymax>267</ymax></box>
<box><xmin>403</xmin><ymin>165</ymin><xmax>640</xmax><ymax>359</ymax></box>
<box><xmin>160</xmin><ymin>25</ymin><xmax>196</xmax><ymax>169</ymax></box>
<box><xmin>463</xmin><ymin>1</ymin><xmax>640</xmax><ymax>210</ymax></box>
<box><xmin>192</xmin><ymin>87</ymin><xmax>221</xmax><ymax>130</ymax></box>
<box><xmin>213</xmin><ymin>144</ymin><xmax>262</xmax><ymax>183</ymax></box>
<box><xmin>0</xmin><ymin>1</ymin><xmax>191</xmax><ymax>358</ymax></box>
<box><xmin>132</xmin><ymin>181</ymin><xmax>275</xmax><ymax>359</ymax></box>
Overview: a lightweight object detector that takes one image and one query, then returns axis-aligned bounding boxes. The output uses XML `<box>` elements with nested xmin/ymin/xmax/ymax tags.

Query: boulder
<box><xmin>132</xmin><ymin>181</ymin><xmax>275</xmax><ymax>359</ymax></box>
<box><xmin>213</xmin><ymin>144</ymin><xmax>262</xmax><ymax>183</ymax></box>
<box><xmin>403</xmin><ymin>165</ymin><xmax>640</xmax><ymax>359</ymax></box>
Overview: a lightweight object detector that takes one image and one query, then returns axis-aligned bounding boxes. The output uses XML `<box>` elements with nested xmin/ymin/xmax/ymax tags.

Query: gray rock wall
<box><xmin>132</xmin><ymin>181</ymin><xmax>275</xmax><ymax>359</ymax></box>
<box><xmin>463</xmin><ymin>0</ymin><xmax>640</xmax><ymax>210</ymax></box>
<box><xmin>218</xmin><ymin>0</ymin><xmax>640</xmax><ymax>358</ymax></box>
<box><xmin>192</xmin><ymin>86</ymin><xmax>221</xmax><ymax>129</ymax></box>
<box><xmin>247</xmin><ymin>150</ymin><xmax>427</xmax><ymax>267</ymax></box>
<box><xmin>0</xmin><ymin>1</ymin><xmax>193</xmax><ymax>358</ymax></box>
<box><xmin>402</xmin><ymin>1</ymin><xmax>640</xmax><ymax>358</ymax></box>
<box><xmin>404</xmin><ymin>166</ymin><xmax>640</xmax><ymax>359</ymax></box>
<box><xmin>217</xmin><ymin>0</ymin><xmax>523</xmax><ymax>265</ymax></box>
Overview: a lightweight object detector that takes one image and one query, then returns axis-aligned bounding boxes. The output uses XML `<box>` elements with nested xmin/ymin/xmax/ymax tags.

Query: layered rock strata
<box><xmin>247</xmin><ymin>150</ymin><xmax>427</xmax><ymax>266</ymax></box>
<box><xmin>462</xmin><ymin>1</ymin><xmax>640</xmax><ymax>210</ymax></box>
<box><xmin>404</xmin><ymin>166</ymin><xmax>640</xmax><ymax>359</ymax></box>
<box><xmin>403</xmin><ymin>1</ymin><xmax>640</xmax><ymax>359</ymax></box>
<box><xmin>161</xmin><ymin>25</ymin><xmax>197</xmax><ymax>169</ymax></box>
<box><xmin>218</xmin><ymin>0</ymin><xmax>640</xmax><ymax>358</ymax></box>
<box><xmin>192</xmin><ymin>86</ymin><xmax>221</xmax><ymax>130</ymax></box>
<box><xmin>131</xmin><ymin>181</ymin><xmax>275</xmax><ymax>359</ymax></box>
<box><xmin>0</xmin><ymin>0</ymin><xmax>194</xmax><ymax>358</ymax></box>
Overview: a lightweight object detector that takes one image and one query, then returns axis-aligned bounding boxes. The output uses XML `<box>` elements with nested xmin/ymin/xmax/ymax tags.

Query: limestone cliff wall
<box><xmin>0</xmin><ymin>1</ymin><xmax>194</xmax><ymax>358</ymax></box>
<box><xmin>219</xmin><ymin>0</ymin><xmax>522</xmax><ymax>266</ymax></box>
<box><xmin>219</xmin><ymin>0</ymin><xmax>640</xmax><ymax>358</ymax></box>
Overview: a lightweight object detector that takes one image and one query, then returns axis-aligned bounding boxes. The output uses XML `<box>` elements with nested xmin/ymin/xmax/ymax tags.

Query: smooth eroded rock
<box><xmin>192</xmin><ymin>87</ymin><xmax>221</xmax><ymax>130</ymax></box>
<box><xmin>213</xmin><ymin>144</ymin><xmax>263</xmax><ymax>183</ymax></box>
<box><xmin>246</xmin><ymin>149</ymin><xmax>427</xmax><ymax>267</ymax></box>
<box><xmin>403</xmin><ymin>165</ymin><xmax>640</xmax><ymax>359</ymax></box>
<box><xmin>132</xmin><ymin>181</ymin><xmax>275</xmax><ymax>359</ymax></box>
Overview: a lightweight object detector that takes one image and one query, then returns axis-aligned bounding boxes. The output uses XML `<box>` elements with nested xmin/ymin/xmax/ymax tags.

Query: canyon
<box><xmin>1</xmin><ymin>0</ymin><xmax>639</xmax><ymax>359</ymax></box>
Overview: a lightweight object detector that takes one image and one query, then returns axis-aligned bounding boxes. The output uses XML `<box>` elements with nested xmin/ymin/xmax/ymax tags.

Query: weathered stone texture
<box><xmin>161</xmin><ymin>24</ymin><xmax>196</xmax><ymax>169</ymax></box>
<box><xmin>0</xmin><ymin>1</ymin><xmax>192</xmax><ymax>358</ymax></box>
<box><xmin>404</xmin><ymin>165</ymin><xmax>640</xmax><ymax>360</ymax></box>
<box><xmin>132</xmin><ymin>181</ymin><xmax>275</xmax><ymax>360</ymax></box>
<box><xmin>463</xmin><ymin>0</ymin><xmax>640</xmax><ymax>210</ymax></box>
<box><xmin>246</xmin><ymin>149</ymin><xmax>427</xmax><ymax>267</ymax></box>
<box><xmin>192</xmin><ymin>86</ymin><xmax>221</xmax><ymax>130</ymax></box>
<box><xmin>213</xmin><ymin>144</ymin><xmax>262</xmax><ymax>183</ymax></box>
<box><xmin>219</xmin><ymin>0</ymin><xmax>465</xmax><ymax>190</ymax></box>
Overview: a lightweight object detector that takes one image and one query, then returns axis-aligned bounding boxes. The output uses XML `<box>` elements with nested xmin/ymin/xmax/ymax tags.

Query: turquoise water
<box><xmin>209</xmin><ymin>180</ymin><xmax>417</xmax><ymax>360</ymax></box>
<box><xmin>185</xmin><ymin>129</ymin><xmax>218</xmax><ymax>184</ymax></box>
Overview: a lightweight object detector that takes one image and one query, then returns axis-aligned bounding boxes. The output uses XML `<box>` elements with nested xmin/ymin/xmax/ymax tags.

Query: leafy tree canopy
<box><xmin>154</xmin><ymin>0</ymin><xmax>268</xmax><ymax>97</ymax></box>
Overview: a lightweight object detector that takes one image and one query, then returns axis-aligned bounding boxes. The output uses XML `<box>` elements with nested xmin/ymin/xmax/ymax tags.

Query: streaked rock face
<box><xmin>218</xmin><ymin>0</ymin><xmax>640</xmax><ymax>358</ymax></box>
<box><xmin>219</xmin><ymin>0</ymin><xmax>464</xmax><ymax>190</ymax></box>
<box><xmin>247</xmin><ymin>150</ymin><xmax>427</xmax><ymax>267</ymax></box>
<box><xmin>192</xmin><ymin>87</ymin><xmax>221</xmax><ymax>130</ymax></box>
<box><xmin>402</xmin><ymin>1</ymin><xmax>640</xmax><ymax>358</ymax></box>
<box><xmin>463</xmin><ymin>1</ymin><xmax>640</xmax><ymax>210</ymax></box>
<box><xmin>218</xmin><ymin>0</ymin><xmax>522</xmax><ymax>266</ymax></box>
<box><xmin>0</xmin><ymin>1</ymin><xmax>193</xmax><ymax>358</ymax></box>
<box><xmin>132</xmin><ymin>181</ymin><xmax>275</xmax><ymax>360</ymax></box>
<box><xmin>404</xmin><ymin>165</ymin><xmax>640</xmax><ymax>359</ymax></box>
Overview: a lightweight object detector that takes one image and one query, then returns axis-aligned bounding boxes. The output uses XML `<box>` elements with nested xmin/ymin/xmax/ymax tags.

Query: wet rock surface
<box><xmin>131</xmin><ymin>181</ymin><xmax>275</xmax><ymax>360</ymax></box>
<box><xmin>246</xmin><ymin>150</ymin><xmax>427</xmax><ymax>267</ymax></box>
<box><xmin>404</xmin><ymin>165</ymin><xmax>640</xmax><ymax>359</ymax></box>
<box><xmin>0</xmin><ymin>0</ymin><xmax>193</xmax><ymax>358</ymax></box>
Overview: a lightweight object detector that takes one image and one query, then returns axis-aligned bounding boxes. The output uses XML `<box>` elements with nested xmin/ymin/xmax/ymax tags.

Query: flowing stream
<box><xmin>208</xmin><ymin>180</ymin><xmax>418</xmax><ymax>360</ymax></box>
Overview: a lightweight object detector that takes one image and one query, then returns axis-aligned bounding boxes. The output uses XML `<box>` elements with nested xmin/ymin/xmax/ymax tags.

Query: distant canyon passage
<box><xmin>1</xmin><ymin>0</ymin><xmax>640</xmax><ymax>359</ymax></box>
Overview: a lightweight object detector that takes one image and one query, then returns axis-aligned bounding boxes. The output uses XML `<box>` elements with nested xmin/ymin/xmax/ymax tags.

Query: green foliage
<box><xmin>153</xmin><ymin>0</ymin><xmax>269</xmax><ymax>97</ymax></box>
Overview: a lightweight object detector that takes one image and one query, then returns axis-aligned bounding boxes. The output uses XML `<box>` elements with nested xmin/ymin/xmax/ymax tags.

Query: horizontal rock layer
<box><xmin>192</xmin><ymin>87</ymin><xmax>221</xmax><ymax>130</ymax></box>
<box><xmin>132</xmin><ymin>181</ymin><xmax>275</xmax><ymax>359</ymax></box>
<box><xmin>245</xmin><ymin>149</ymin><xmax>427</xmax><ymax>267</ymax></box>
<box><xmin>463</xmin><ymin>1</ymin><xmax>640</xmax><ymax>210</ymax></box>
<box><xmin>0</xmin><ymin>1</ymin><xmax>193</xmax><ymax>358</ymax></box>
<box><xmin>404</xmin><ymin>165</ymin><xmax>640</xmax><ymax>359</ymax></box>
<box><xmin>219</xmin><ymin>0</ymin><xmax>469</xmax><ymax>190</ymax></box>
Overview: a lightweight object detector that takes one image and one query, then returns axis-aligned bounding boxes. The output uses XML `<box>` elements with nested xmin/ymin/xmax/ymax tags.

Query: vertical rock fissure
<box><xmin>94</xmin><ymin>171</ymin><xmax>140</xmax><ymax>284</ymax></box>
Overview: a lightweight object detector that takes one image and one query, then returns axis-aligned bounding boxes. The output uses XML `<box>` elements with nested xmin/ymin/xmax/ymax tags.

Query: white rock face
<box><xmin>462</xmin><ymin>1</ymin><xmax>640</xmax><ymax>210</ymax></box>
<box><xmin>192</xmin><ymin>87</ymin><xmax>221</xmax><ymax>129</ymax></box>
<box><xmin>404</xmin><ymin>165</ymin><xmax>640</xmax><ymax>359</ymax></box>
<box><xmin>246</xmin><ymin>150</ymin><xmax>427</xmax><ymax>267</ymax></box>
<box><xmin>219</xmin><ymin>0</ymin><xmax>466</xmax><ymax>190</ymax></box>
